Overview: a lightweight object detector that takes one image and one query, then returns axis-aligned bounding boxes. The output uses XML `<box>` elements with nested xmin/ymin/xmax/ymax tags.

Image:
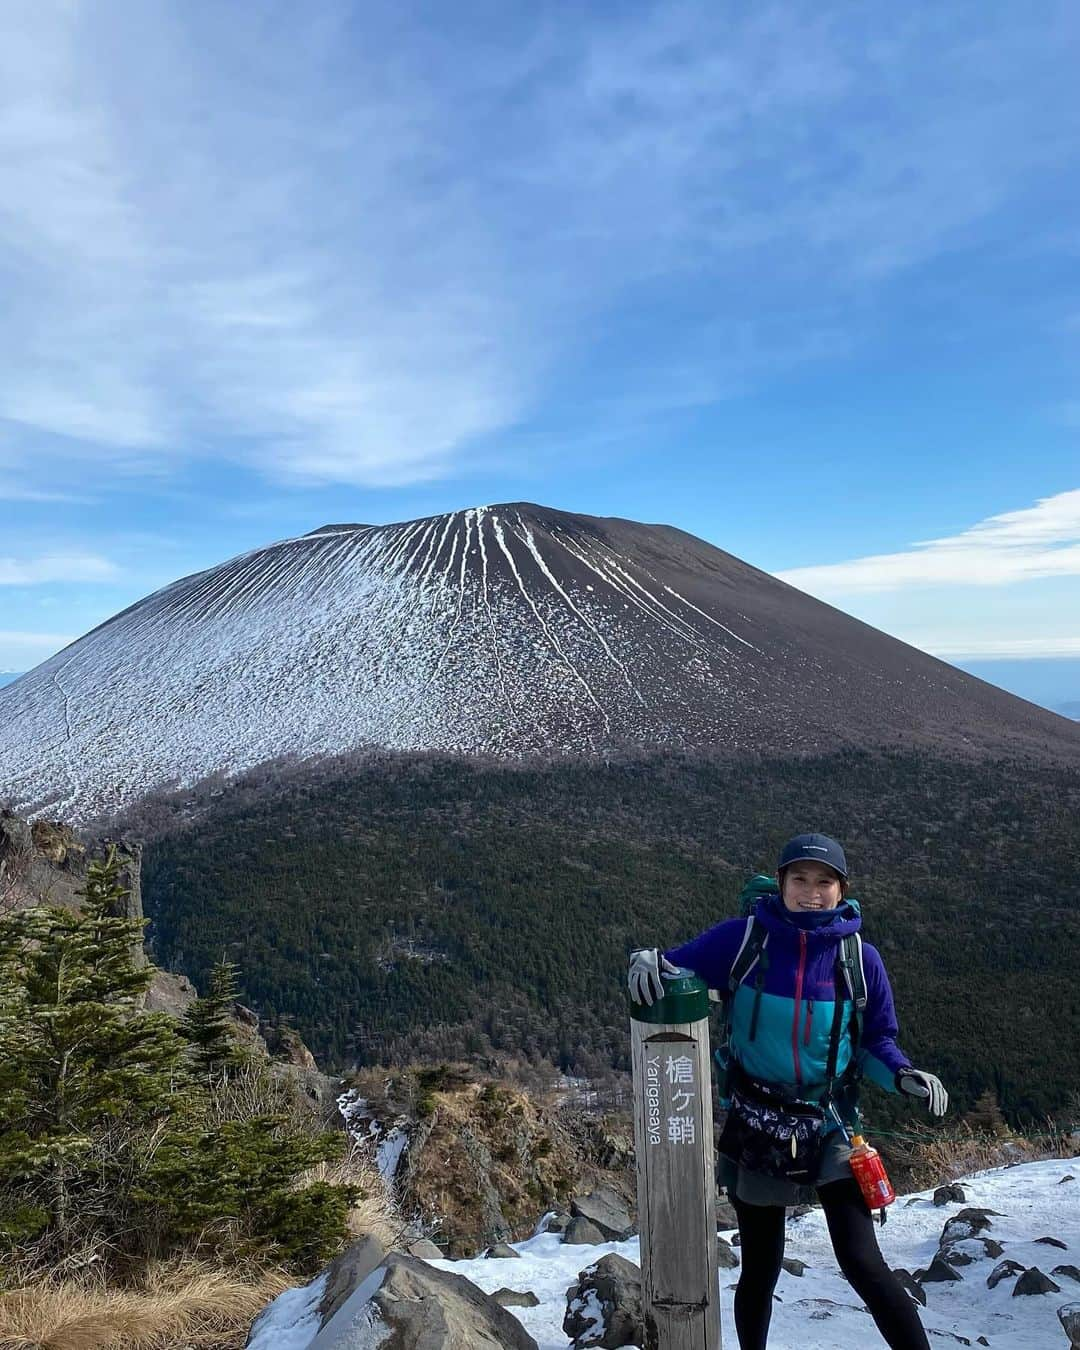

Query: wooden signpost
<box><xmin>631</xmin><ymin>968</ymin><xmax>722</xmax><ymax>1350</ymax></box>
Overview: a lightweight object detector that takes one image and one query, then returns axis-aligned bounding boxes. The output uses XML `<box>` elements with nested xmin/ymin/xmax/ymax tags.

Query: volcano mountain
<box><xmin>1</xmin><ymin>502</ymin><xmax>1077</xmax><ymax>821</ymax></box>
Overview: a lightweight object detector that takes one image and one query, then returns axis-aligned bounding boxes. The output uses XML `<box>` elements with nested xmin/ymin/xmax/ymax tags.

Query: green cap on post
<box><xmin>630</xmin><ymin>967</ymin><xmax>710</xmax><ymax>1024</ymax></box>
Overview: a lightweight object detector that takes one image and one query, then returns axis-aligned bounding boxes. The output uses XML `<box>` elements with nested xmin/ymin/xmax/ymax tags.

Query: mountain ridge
<box><xmin>1</xmin><ymin>501</ymin><xmax>1078</xmax><ymax>821</ymax></box>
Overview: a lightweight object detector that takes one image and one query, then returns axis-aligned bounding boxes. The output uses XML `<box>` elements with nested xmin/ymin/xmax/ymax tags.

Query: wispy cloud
<box><xmin>0</xmin><ymin>554</ymin><xmax>119</xmax><ymax>585</ymax></box>
<box><xmin>921</xmin><ymin>637</ymin><xmax>1080</xmax><ymax>659</ymax></box>
<box><xmin>777</xmin><ymin>489</ymin><xmax>1080</xmax><ymax>593</ymax></box>
<box><xmin>1</xmin><ymin>1</ymin><xmax>1078</xmax><ymax>492</ymax></box>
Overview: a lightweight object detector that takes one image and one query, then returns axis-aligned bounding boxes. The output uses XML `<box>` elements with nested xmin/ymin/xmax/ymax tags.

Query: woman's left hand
<box><xmin>896</xmin><ymin>1068</ymin><xmax>948</xmax><ymax>1117</ymax></box>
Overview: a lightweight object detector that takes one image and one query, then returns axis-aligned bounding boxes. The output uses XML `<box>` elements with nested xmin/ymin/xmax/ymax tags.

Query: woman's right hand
<box><xmin>628</xmin><ymin>948</ymin><xmax>679</xmax><ymax>1006</ymax></box>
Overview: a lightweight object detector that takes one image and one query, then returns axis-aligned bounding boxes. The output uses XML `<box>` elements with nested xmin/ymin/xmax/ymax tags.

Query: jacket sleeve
<box><xmin>664</xmin><ymin>918</ymin><xmax>745</xmax><ymax>992</ymax></box>
<box><xmin>858</xmin><ymin>943</ymin><xmax>913</xmax><ymax>1092</ymax></box>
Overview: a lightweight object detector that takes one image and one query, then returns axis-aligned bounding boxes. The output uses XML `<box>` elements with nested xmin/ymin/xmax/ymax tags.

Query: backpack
<box><xmin>716</xmin><ymin>877</ymin><xmax>868</xmax><ymax>1106</ymax></box>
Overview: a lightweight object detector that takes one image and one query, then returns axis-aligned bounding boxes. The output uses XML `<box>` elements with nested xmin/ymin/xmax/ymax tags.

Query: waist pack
<box><xmin>717</xmin><ymin>1072</ymin><xmax>830</xmax><ymax>1183</ymax></box>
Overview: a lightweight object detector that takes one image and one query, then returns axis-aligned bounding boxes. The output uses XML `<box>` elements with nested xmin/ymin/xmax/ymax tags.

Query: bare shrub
<box><xmin>881</xmin><ymin>1119</ymin><xmax>1073</xmax><ymax>1194</ymax></box>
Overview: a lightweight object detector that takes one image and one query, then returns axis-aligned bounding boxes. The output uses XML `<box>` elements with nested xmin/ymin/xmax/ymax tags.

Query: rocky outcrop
<box><xmin>569</xmin><ymin>1187</ymin><xmax>634</xmax><ymax>1242</ymax></box>
<box><xmin>564</xmin><ymin>1216</ymin><xmax>607</xmax><ymax>1245</ymax></box>
<box><xmin>563</xmin><ymin>1253</ymin><xmax>643</xmax><ymax>1349</ymax></box>
<box><xmin>250</xmin><ymin>1245</ymin><xmax>539</xmax><ymax>1349</ymax></box>
<box><xmin>361</xmin><ymin>1074</ymin><xmax>607</xmax><ymax>1257</ymax></box>
<box><xmin>325</xmin><ymin>1254</ymin><xmax>538</xmax><ymax>1349</ymax></box>
<box><xmin>933</xmin><ymin>1183</ymin><xmax>966</xmax><ymax>1205</ymax></box>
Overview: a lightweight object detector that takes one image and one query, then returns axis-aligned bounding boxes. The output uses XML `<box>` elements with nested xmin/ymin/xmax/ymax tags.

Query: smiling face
<box><xmin>780</xmin><ymin>860</ymin><xmax>845</xmax><ymax>912</ymax></box>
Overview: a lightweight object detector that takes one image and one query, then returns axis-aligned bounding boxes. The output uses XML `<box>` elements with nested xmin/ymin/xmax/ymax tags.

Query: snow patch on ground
<box><xmin>429</xmin><ymin>1155</ymin><xmax>1080</xmax><ymax>1350</ymax></box>
<box><xmin>245</xmin><ymin>1154</ymin><xmax>1080</xmax><ymax>1350</ymax></box>
<box><xmin>247</xmin><ymin>1271</ymin><xmax>328</xmax><ymax>1350</ymax></box>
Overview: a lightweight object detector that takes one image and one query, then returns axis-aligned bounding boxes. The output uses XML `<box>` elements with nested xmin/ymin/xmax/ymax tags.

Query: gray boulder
<box><xmin>1053</xmin><ymin>1264</ymin><xmax>1080</xmax><ymax>1285</ymax></box>
<box><xmin>310</xmin><ymin>1253</ymin><xmax>539</xmax><ymax>1349</ymax></box>
<box><xmin>564</xmin><ymin>1216</ymin><xmax>608</xmax><ymax>1245</ymax></box>
<box><xmin>940</xmin><ymin>1208</ymin><xmax>1002</xmax><ymax>1244</ymax></box>
<box><xmin>407</xmin><ymin>1238</ymin><xmax>444</xmax><ymax>1259</ymax></box>
<box><xmin>1033</xmin><ymin>1235</ymin><xmax>1067</xmax><ymax>1249</ymax></box>
<box><xmin>1011</xmin><ymin>1266</ymin><xmax>1060</xmax><ymax>1296</ymax></box>
<box><xmin>492</xmin><ymin>1288</ymin><xmax>541</xmax><ymax>1308</ymax></box>
<box><xmin>543</xmin><ymin>1212</ymin><xmax>572</xmax><ymax>1235</ymax></box>
<box><xmin>891</xmin><ymin>1269</ymin><xmax>926</xmax><ymax>1306</ymax></box>
<box><xmin>716</xmin><ymin>1198</ymin><xmax>739</xmax><ymax>1230</ymax></box>
<box><xmin>717</xmin><ymin>1236</ymin><xmax>739</xmax><ymax>1269</ymax></box>
<box><xmin>938</xmin><ymin>1236</ymin><xmax>1004</xmax><ymax>1267</ymax></box>
<box><xmin>564</xmin><ymin>1253</ymin><xmax>643</xmax><ymax>1349</ymax></box>
<box><xmin>486</xmin><ymin>1242</ymin><xmax>521</xmax><ymax>1259</ymax></box>
<box><xmin>1059</xmin><ymin>1302</ymin><xmax>1080</xmax><ymax>1349</ymax></box>
<box><xmin>317</xmin><ymin>1234</ymin><xmax>386</xmax><ymax>1328</ymax></box>
<box><xmin>781</xmin><ymin>1258</ymin><xmax>807</xmax><ymax>1277</ymax></box>
<box><xmin>986</xmin><ymin>1258</ymin><xmax>1025</xmax><ymax>1289</ymax></box>
<box><xmin>933</xmin><ymin>1183</ymin><xmax>966</xmax><ymax>1206</ymax></box>
<box><xmin>918</xmin><ymin>1254</ymin><xmax>964</xmax><ymax>1283</ymax></box>
<box><xmin>569</xmin><ymin>1186</ymin><xmax>634</xmax><ymax>1241</ymax></box>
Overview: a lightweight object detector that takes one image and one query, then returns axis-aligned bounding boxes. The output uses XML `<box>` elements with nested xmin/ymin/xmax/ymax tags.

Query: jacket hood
<box><xmin>756</xmin><ymin>891</ymin><xmax>862</xmax><ymax>941</ymax></box>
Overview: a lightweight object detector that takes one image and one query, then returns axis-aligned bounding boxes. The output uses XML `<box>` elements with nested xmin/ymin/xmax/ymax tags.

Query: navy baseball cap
<box><xmin>778</xmin><ymin>833</ymin><xmax>848</xmax><ymax>878</ymax></box>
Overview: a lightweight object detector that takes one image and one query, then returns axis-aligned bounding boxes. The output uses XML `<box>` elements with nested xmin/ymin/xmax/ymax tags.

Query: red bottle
<box><xmin>849</xmin><ymin>1134</ymin><xmax>896</xmax><ymax>1210</ymax></box>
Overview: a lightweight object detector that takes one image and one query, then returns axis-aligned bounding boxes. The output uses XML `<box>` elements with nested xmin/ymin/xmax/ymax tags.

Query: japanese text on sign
<box><xmin>645</xmin><ymin>1050</ymin><xmax>699</xmax><ymax>1146</ymax></box>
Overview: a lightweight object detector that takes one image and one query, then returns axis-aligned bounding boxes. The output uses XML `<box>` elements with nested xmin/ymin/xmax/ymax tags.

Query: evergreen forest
<box><xmin>132</xmin><ymin>747</ymin><xmax>1080</xmax><ymax>1132</ymax></box>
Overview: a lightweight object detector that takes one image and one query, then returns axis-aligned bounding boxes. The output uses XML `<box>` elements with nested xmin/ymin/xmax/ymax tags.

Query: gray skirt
<box><xmin>718</xmin><ymin>1128</ymin><xmax>854</xmax><ymax>1208</ymax></box>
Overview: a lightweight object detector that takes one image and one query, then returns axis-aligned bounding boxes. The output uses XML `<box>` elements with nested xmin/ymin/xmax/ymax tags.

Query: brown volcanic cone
<box><xmin>1</xmin><ymin>502</ymin><xmax>1077</xmax><ymax>821</ymax></box>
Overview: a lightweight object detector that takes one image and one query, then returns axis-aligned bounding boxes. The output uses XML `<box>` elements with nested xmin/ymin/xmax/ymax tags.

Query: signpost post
<box><xmin>631</xmin><ymin>968</ymin><xmax>722</xmax><ymax>1350</ymax></box>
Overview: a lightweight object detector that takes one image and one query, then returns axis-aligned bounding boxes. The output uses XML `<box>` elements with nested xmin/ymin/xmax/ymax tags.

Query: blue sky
<box><xmin>1</xmin><ymin>0</ymin><xmax>1079</xmax><ymax>708</ymax></box>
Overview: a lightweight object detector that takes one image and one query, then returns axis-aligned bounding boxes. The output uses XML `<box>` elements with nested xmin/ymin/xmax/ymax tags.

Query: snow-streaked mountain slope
<box><xmin>251</xmin><ymin>1154</ymin><xmax>1080</xmax><ymax>1350</ymax></box>
<box><xmin>2</xmin><ymin>503</ymin><xmax>1077</xmax><ymax>822</ymax></box>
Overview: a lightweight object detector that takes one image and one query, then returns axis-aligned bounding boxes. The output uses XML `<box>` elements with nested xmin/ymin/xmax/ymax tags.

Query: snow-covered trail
<box><xmin>250</xmin><ymin>1155</ymin><xmax>1080</xmax><ymax>1348</ymax></box>
<box><xmin>435</xmin><ymin>1155</ymin><xmax>1080</xmax><ymax>1349</ymax></box>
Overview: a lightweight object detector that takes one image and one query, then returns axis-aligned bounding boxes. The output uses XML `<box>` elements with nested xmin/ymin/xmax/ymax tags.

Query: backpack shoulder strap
<box><xmin>838</xmin><ymin>933</ymin><xmax>867</xmax><ymax>1012</ymax></box>
<box><xmin>729</xmin><ymin>915</ymin><xmax>767</xmax><ymax>992</ymax></box>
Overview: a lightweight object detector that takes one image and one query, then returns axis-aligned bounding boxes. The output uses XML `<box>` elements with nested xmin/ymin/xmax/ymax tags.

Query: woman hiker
<box><xmin>627</xmin><ymin>832</ymin><xmax>948</xmax><ymax>1350</ymax></box>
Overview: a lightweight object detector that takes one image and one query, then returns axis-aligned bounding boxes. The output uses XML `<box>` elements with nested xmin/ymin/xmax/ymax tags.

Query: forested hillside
<box><xmin>133</xmin><ymin>748</ymin><xmax>1080</xmax><ymax>1129</ymax></box>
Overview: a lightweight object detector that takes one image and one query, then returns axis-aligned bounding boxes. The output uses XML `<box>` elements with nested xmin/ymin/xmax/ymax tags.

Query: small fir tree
<box><xmin>181</xmin><ymin>956</ymin><xmax>248</xmax><ymax>1077</ymax></box>
<box><xmin>0</xmin><ymin>846</ymin><xmax>182</xmax><ymax>1246</ymax></box>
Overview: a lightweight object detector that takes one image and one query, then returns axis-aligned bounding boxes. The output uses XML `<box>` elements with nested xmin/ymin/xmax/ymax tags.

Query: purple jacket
<box><xmin>667</xmin><ymin>894</ymin><xmax>911</xmax><ymax>1097</ymax></box>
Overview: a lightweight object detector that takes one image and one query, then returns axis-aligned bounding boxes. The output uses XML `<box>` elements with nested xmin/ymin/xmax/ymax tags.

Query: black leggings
<box><xmin>731</xmin><ymin>1180</ymin><xmax>930</xmax><ymax>1350</ymax></box>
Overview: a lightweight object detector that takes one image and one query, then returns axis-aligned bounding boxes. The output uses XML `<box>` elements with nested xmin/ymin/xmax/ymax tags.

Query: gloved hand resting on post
<box><xmin>627</xmin><ymin>948</ymin><xmax>679</xmax><ymax>1006</ymax></box>
<box><xmin>896</xmin><ymin>1069</ymin><xmax>948</xmax><ymax>1117</ymax></box>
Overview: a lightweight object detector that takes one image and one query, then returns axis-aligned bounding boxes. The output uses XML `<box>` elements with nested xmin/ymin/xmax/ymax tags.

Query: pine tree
<box><xmin>181</xmin><ymin>956</ymin><xmax>248</xmax><ymax>1077</ymax></box>
<box><xmin>0</xmin><ymin>846</ymin><xmax>183</xmax><ymax>1247</ymax></box>
<box><xmin>963</xmin><ymin>1088</ymin><xmax>1010</xmax><ymax>1138</ymax></box>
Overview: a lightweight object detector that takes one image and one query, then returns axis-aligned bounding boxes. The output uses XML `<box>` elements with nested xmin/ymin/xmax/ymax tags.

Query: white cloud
<box><xmin>0</xmin><ymin>554</ymin><xmax>119</xmax><ymax>585</ymax></box>
<box><xmin>1</xmin><ymin>2</ymin><xmax>1078</xmax><ymax>491</ymax></box>
<box><xmin>777</xmin><ymin>489</ymin><xmax>1080</xmax><ymax>593</ymax></box>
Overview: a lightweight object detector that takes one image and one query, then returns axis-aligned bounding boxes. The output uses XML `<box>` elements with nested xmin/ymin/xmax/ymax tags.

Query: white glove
<box><xmin>628</xmin><ymin>949</ymin><xmax>679</xmax><ymax>1006</ymax></box>
<box><xmin>897</xmin><ymin>1069</ymin><xmax>948</xmax><ymax>1118</ymax></box>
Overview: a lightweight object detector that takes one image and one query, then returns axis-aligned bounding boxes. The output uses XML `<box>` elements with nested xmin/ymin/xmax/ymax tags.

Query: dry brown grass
<box><xmin>883</xmin><ymin>1120</ymin><xmax>1075</xmax><ymax>1194</ymax></box>
<box><xmin>0</xmin><ymin>1262</ymin><xmax>291</xmax><ymax>1350</ymax></box>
